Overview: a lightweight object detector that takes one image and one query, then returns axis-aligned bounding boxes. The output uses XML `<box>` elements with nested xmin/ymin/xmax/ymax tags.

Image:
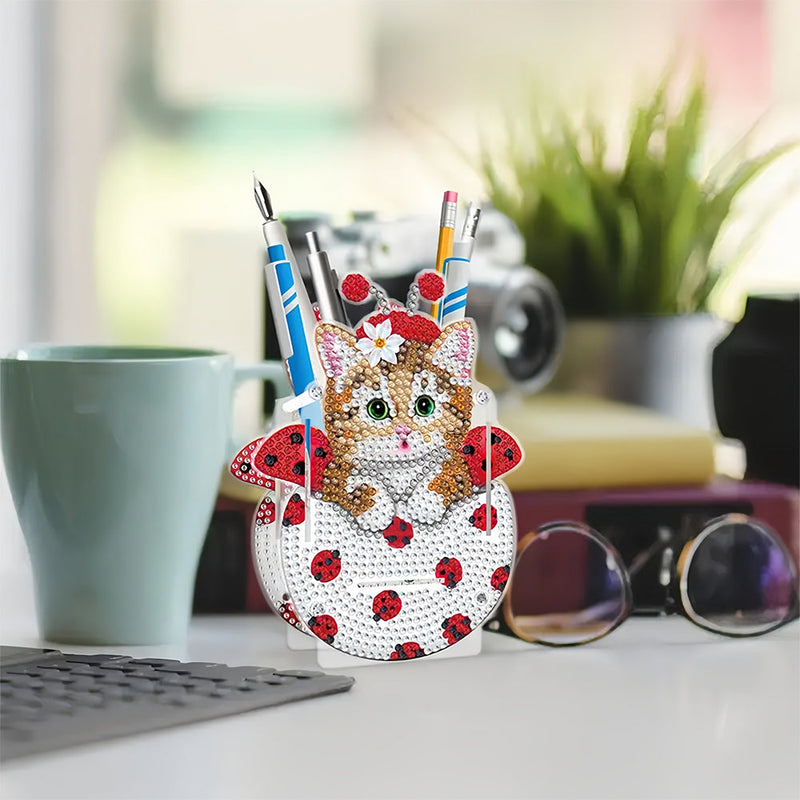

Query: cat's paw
<box><xmin>403</xmin><ymin>485</ymin><xmax>447</xmax><ymax>525</ymax></box>
<box><xmin>352</xmin><ymin>488</ymin><xmax>395</xmax><ymax>533</ymax></box>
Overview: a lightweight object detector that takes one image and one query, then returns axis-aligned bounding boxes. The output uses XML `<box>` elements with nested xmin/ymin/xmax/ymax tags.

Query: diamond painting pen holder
<box><xmin>231</xmin><ymin>241</ymin><xmax>523</xmax><ymax>665</ymax></box>
<box><xmin>278</xmin><ymin>379</ymin><xmax>500</xmax><ymax>668</ymax></box>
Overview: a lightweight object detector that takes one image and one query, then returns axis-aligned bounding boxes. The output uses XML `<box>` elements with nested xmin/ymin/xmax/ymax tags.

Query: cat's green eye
<box><xmin>367</xmin><ymin>398</ymin><xmax>390</xmax><ymax>421</ymax></box>
<box><xmin>415</xmin><ymin>395</ymin><xmax>435</xmax><ymax>417</ymax></box>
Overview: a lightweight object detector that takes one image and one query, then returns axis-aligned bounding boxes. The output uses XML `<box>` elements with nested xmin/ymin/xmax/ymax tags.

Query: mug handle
<box><xmin>233</xmin><ymin>361</ymin><xmax>291</xmax><ymax>397</ymax></box>
<box><xmin>229</xmin><ymin>361</ymin><xmax>292</xmax><ymax>456</ymax></box>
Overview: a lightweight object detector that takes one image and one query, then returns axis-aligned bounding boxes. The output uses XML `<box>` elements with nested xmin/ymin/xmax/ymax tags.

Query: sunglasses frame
<box><xmin>486</xmin><ymin>514</ymin><xmax>799</xmax><ymax>646</ymax></box>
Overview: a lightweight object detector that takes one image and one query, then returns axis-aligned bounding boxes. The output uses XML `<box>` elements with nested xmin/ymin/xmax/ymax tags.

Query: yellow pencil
<box><xmin>432</xmin><ymin>190</ymin><xmax>458</xmax><ymax>323</ymax></box>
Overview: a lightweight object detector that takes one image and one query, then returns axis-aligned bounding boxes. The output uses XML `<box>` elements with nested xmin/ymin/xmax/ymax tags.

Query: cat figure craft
<box><xmin>314</xmin><ymin>312</ymin><xmax>476</xmax><ymax>533</ymax></box>
<box><xmin>231</xmin><ymin>280</ymin><xmax>522</xmax><ymax>661</ymax></box>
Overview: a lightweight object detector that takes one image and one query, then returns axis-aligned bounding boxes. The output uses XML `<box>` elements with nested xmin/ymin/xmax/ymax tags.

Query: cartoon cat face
<box><xmin>315</xmin><ymin>318</ymin><xmax>476</xmax><ymax>471</ymax></box>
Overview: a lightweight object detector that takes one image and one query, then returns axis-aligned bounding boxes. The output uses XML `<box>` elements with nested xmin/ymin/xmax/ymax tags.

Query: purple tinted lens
<box><xmin>508</xmin><ymin>525</ymin><xmax>629</xmax><ymax>644</ymax></box>
<box><xmin>685</xmin><ymin>518</ymin><xmax>799</xmax><ymax>635</ymax></box>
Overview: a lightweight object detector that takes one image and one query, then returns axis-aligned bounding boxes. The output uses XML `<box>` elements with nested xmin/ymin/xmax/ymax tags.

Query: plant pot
<box><xmin>547</xmin><ymin>314</ymin><xmax>729</xmax><ymax>430</ymax></box>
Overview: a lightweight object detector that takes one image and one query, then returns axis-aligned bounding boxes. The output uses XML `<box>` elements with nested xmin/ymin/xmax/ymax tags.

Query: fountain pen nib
<box><xmin>253</xmin><ymin>173</ymin><xmax>274</xmax><ymax>221</ymax></box>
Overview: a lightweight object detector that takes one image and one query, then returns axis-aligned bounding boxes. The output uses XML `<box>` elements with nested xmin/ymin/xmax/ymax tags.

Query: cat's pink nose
<box><xmin>395</xmin><ymin>424</ymin><xmax>411</xmax><ymax>438</ymax></box>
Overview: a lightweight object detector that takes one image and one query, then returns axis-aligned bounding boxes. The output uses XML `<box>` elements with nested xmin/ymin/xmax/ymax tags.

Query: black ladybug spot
<box><xmin>462</xmin><ymin>444</ymin><xmax>475</xmax><ymax>455</ymax></box>
<box><xmin>401</xmin><ymin>536</ymin><xmax>411</xmax><ymax>545</ymax></box>
<box><xmin>264</xmin><ymin>454</ymin><xmax>278</xmax><ymax>466</ymax></box>
<box><xmin>290</xmin><ymin>432</ymin><xmax>303</xmax><ymax>444</ymax></box>
<box><xmin>240</xmin><ymin>463</ymin><xmax>251</xmax><ymax>473</ymax></box>
<box><xmin>387</xmin><ymin>535</ymin><xmax>397</xmax><ymax>543</ymax></box>
<box><xmin>291</xmin><ymin>493</ymin><xmax>302</xmax><ymax>502</ymax></box>
<box><xmin>399</xmin><ymin>521</ymin><xmax>408</xmax><ymax>531</ymax></box>
<box><xmin>314</xmin><ymin>447</ymin><xmax>327</xmax><ymax>458</ymax></box>
<box><xmin>324</xmin><ymin>558</ymin><xmax>332</xmax><ymax>566</ymax></box>
<box><xmin>505</xmin><ymin>448</ymin><xmax>514</xmax><ymax>460</ymax></box>
<box><xmin>292</xmin><ymin>461</ymin><xmax>305</xmax><ymax>476</ymax></box>
<box><xmin>481</xmin><ymin>459</ymin><xmax>487</xmax><ymax>471</ymax></box>
<box><xmin>491</xmin><ymin>432</ymin><xmax>502</xmax><ymax>445</ymax></box>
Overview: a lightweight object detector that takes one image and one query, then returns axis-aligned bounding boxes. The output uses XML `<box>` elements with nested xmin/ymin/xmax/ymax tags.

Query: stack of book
<box><xmin>498</xmin><ymin>394</ymin><xmax>798</xmax><ymax>612</ymax></box>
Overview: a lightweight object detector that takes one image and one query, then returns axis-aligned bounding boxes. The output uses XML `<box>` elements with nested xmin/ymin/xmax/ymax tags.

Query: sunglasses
<box><xmin>486</xmin><ymin>513</ymin><xmax>799</xmax><ymax>646</ymax></box>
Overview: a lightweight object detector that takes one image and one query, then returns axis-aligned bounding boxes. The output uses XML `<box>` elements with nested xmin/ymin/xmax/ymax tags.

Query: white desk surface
<box><xmin>1</xmin><ymin>566</ymin><xmax>798</xmax><ymax>800</ymax></box>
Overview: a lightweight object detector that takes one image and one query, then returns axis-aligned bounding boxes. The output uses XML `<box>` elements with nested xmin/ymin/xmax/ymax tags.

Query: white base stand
<box><xmin>284</xmin><ymin>622</ymin><xmax>483</xmax><ymax>667</ymax></box>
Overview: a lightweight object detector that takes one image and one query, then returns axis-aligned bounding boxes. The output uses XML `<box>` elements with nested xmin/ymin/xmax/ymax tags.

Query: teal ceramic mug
<box><xmin>0</xmin><ymin>345</ymin><xmax>289</xmax><ymax>645</ymax></box>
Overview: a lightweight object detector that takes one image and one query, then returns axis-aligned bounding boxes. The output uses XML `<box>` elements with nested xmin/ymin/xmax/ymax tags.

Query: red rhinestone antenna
<box><xmin>406</xmin><ymin>270</ymin><xmax>445</xmax><ymax>313</ymax></box>
<box><xmin>416</xmin><ymin>271</ymin><xmax>445</xmax><ymax>302</ymax></box>
<box><xmin>340</xmin><ymin>272</ymin><xmax>391</xmax><ymax>314</ymax></box>
<box><xmin>340</xmin><ymin>273</ymin><xmax>371</xmax><ymax>303</ymax></box>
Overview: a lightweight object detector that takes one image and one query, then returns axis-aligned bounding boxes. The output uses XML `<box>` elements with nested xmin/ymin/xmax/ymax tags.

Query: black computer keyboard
<box><xmin>0</xmin><ymin>646</ymin><xmax>354</xmax><ymax>761</ymax></box>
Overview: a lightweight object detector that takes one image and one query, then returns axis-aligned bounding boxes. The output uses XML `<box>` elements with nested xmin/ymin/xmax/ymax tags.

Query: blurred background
<box><xmin>1</xmin><ymin>0</ymin><xmax>799</xmax><ymax>577</ymax></box>
<box><xmin>1</xmin><ymin>0</ymin><xmax>798</xmax><ymax>356</ymax></box>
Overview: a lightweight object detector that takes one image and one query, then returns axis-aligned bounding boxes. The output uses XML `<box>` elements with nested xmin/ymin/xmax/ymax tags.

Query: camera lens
<box><xmin>468</xmin><ymin>259</ymin><xmax>564</xmax><ymax>393</ymax></box>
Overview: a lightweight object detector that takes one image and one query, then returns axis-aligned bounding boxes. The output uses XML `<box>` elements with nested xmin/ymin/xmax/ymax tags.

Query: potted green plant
<box><xmin>479</xmin><ymin>66</ymin><xmax>796</xmax><ymax>428</ymax></box>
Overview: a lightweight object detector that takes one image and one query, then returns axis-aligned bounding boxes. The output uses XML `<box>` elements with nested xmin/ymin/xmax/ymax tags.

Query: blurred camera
<box><xmin>282</xmin><ymin>207</ymin><xmax>564</xmax><ymax>394</ymax></box>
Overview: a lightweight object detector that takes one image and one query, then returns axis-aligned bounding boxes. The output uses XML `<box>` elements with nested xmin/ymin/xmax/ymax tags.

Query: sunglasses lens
<box><xmin>507</xmin><ymin>524</ymin><xmax>630</xmax><ymax>645</ymax></box>
<box><xmin>684</xmin><ymin>516</ymin><xmax>799</xmax><ymax>635</ymax></box>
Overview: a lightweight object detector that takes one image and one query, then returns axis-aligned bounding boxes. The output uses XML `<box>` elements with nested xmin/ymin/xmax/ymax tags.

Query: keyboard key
<box><xmin>1</xmin><ymin>646</ymin><xmax>354</xmax><ymax>762</ymax></box>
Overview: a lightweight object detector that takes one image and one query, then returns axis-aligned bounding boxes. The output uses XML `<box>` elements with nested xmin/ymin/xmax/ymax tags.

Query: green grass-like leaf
<box><xmin>479</xmin><ymin>64</ymin><xmax>798</xmax><ymax>316</ymax></box>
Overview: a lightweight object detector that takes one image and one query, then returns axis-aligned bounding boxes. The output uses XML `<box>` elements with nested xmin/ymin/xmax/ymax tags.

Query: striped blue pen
<box><xmin>439</xmin><ymin>203</ymin><xmax>481</xmax><ymax>326</ymax></box>
<box><xmin>267</xmin><ymin>243</ymin><xmax>323</xmax><ymax>429</ymax></box>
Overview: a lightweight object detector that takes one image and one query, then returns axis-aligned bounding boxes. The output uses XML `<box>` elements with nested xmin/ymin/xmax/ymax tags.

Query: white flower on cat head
<box><xmin>356</xmin><ymin>320</ymin><xmax>404</xmax><ymax>367</ymax></box>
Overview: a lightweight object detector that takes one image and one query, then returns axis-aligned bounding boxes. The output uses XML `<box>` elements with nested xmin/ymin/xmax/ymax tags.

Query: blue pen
<box><xmin>440</xmin><ymin>203</ymin><xmax>481</xmax><ymax>326</ymax></box>
<box><xmin>267</xmin><ymin>243</ymin><xmax>323</xmax><ymax>429</ymax></box>
<box><xmin>439</xmin><ymin>256</ymin><xmax>471</xmax><ymax>324</ymax></box>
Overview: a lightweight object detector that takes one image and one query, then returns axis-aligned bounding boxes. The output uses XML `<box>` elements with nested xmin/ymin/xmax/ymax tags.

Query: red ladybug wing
<box><xmin>230</xmin><ymin>437</ymin><xmax>275</xmax><ymax>488</ymax></box>
<box><xmin>460</xmin><ymin>425</ymin><xmax>522</xmax><ymax>487</ymax></box>
<box><xmin>230</xmin><ymin>425</ymin><xmax>333</xmax><ymax>490</ymax></box>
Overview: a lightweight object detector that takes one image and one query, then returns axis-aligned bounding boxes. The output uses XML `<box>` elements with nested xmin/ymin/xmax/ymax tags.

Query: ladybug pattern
<box><xmin>308</xmin><ymin>614</ymin><xmax>338</xmax><ymax>644</ymax></box>
<box><xmin>382</xmin><ymin>517</ymin><xmax>414</xmax><ymax>549</ymax></box>
<box><xmin>372</xmin><ymin>590</ymin><xmax>402</xmax><ymax>621</ymax></box>
<box><xmin>469</xmin><ymin>504</ymin><xmax>498</xmax><ymax>532</ymax></box>
<box><xmin>311</xmin><ymin>550</ymin><xmax>341</xmax><ymax>582</ymax></box>
<box><xmin>491</xmin><ymin>565</ymin><xmax>510</xmax><ymax>593</ymax></box>
<box><xmin>232</xmin><ymin>424</ymin><xmax>333</xmax><ymax>491</ymax></box>
<box><xmin>278</xmin><ymin>598</ymin><xmax>302</xmax><ymax>629</ymax></box>
<box><xmin>442</xmin><ymin>613</ymin><xmax>472</xmax><ymax>644</ymax></box>
<box><xmin>461</xmin><ymin>426</ymin><xmax>522</xmax><ymax>487</ymax></box>
<box><xmin>390</xmin><ymin>642</ymin><xmax>425</xmax><ymax>660</ymax></box>
<box><xmin>435</xmin><ymin>557</ymin><xmax>463</xmax><ymax>589</ymax></box>
<box><xmin>282</xmin><ymin>494</ymin><xmax>306</xmax><ymax>527</ymax></box>
<box><xmin>279</xmin><ymin>480</ymin><xmax>516</xmax><ymax>660</ymax></box>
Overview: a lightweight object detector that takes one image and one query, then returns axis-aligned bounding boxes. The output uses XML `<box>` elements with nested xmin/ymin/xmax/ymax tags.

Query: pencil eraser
<box><xmin>443</xmin><ymin>190</ymin><xmax>458</xmax><ymax>204</ymax></box>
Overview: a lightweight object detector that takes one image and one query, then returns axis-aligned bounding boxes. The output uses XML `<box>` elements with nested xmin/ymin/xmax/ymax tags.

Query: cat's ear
<box><xmin>427</xmin><ymin>320</ymin><xmax>476</xmax><ymax>380</ymax></box>
<box><xmin>315</xmin><ymin>323</ymin><xmax>360</xmax><ymax>382</ymax></box>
